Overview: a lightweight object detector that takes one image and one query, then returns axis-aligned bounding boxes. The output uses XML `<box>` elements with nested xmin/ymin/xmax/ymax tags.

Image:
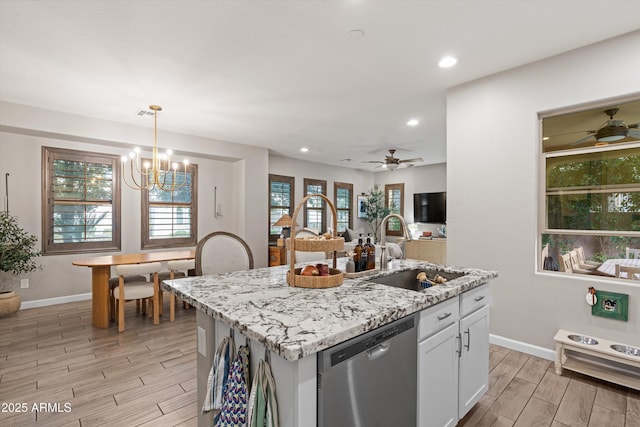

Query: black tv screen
<box><xmin>413</xmin><ymin>192</ymin><xmax>446</xmax><ymax>223</ymax></box>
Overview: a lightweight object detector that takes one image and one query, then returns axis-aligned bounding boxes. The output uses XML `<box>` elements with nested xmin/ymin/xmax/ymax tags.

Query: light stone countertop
<box><xmin>162</xmin><ymin>258</ymin><xmax>498</xmax><ymax>361</ymax></box>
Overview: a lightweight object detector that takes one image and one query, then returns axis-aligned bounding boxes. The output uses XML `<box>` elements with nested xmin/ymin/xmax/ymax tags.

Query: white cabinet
<box><xmin>418</xmin><ymin>322</ymin><xmax>460</xmax><ymax>427</ymax></box>
<box><xmin>458</xmin><ymin>304</ymin><xmax>490</xmax><ymax>416</ymax></box>
<box><xmin>417</xmin><ymin>284</ymin><xmax>490</xmax><ymax>427</ymax></box>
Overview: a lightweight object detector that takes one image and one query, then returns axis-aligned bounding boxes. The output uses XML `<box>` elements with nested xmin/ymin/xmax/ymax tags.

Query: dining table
<box><xmin>73</xmin><ymin>250</ymin><xmax>196</xmax><ymax>328</ymax></box>
<box><xmin>596</xmin><ymin>258</ymin><xmax>640</xmax><ymax>278</ymax></box>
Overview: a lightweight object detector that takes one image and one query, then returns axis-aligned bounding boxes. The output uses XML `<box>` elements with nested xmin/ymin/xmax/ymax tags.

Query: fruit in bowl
<box><xmin>301</xmin><ymin>265</ymin><xmax>320</xmax><ymax>276</ymax></box>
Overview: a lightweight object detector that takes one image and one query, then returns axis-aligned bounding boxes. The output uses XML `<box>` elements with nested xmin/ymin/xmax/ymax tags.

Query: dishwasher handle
<box><xmin>367</xmin><ymin>342</ymin><xmax>391</xmax><ymax>360</ymax></box>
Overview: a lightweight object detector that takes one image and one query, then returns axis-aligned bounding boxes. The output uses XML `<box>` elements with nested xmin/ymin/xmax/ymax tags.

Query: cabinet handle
<box><xmin>437</xmin><ymin>312</ymin><xmax>452</xmax><ymax>321</ymax></box>
<box><xmin>464</xmin><ymin>328</ymin><xmax>471</xmax><ymax>351</ymax></box>
<box><xmin>456</xmin><ymin>333</ymin><xmax>462</xmax><ymax>357</ymax></box>
<box><xmin>474</xmin><ymin>295</ymin><xmax>485</xmax><ymax>302</ymax></box>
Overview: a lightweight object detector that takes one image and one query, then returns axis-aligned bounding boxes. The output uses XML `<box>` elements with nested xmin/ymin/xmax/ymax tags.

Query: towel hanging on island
<box><xmin>247</xmin><ymin>358</ymin><xmax>279</xmax><ymax>427</ymax></box>
<box><xmin>215</xmin><ymin>344</ymin><xmax>251</xmax><ymax>427</ymax></box>
<box><xmin>202</xmin><ymin>336</ymin><xmax>236</xmax><ymax>414</ymax></box>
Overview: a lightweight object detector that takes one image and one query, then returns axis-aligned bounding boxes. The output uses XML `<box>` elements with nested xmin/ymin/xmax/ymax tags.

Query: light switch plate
<box><xmin>197</xmin><ymin>326</ymin><xmax>206</xmax><ymax>356</ymax></box>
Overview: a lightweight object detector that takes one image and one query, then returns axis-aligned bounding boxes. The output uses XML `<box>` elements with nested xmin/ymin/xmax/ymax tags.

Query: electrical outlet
<box><xmin>20</xmin><ymin>279</ymin><xmax>29</xmax><ymax>289</ymax></box>
<box><xmin>197</xmin><ymin>326</ymin><xmax>206</xmax><ymax>356</ymax></box>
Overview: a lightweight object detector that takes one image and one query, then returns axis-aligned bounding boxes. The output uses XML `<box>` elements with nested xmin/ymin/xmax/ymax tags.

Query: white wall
<box><xmin>0</xmin><ymin>101</ymin><xmax>269</xmax><ymax>302</ymax></box>
<box><xmin>447</xmin><ymin>30</ymin><xmax>640</xmax><ymax>350</ymax></box>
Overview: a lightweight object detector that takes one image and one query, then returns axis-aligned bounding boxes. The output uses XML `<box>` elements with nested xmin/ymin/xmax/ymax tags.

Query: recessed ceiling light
<box><xmin>438</xmin><ymin>56</ymin><xmax>458</xmax><ymax>68</ymax></box>
<box><xmin>407</xmin><ymin>119</ymin><xmax>419</xmax><ymax>127</ymax></box>
<box><xmin>542</xmin><ymin>136</ymin><xmax>550</xmax><ymax>141</ymax></box>
<box><xmin>300</xmin><ymin>147</ymin><xmax>309</xmax><ymax>153</ymax></box>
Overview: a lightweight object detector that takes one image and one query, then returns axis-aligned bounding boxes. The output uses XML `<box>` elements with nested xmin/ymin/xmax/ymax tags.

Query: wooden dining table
<box><xmin>596</xmin><ymin>258</ymin><xmax>640</xmax><ymax>278</ymax></box>
<box><xmin>73</xmin><ymin>250</ymin><xmax>196</xmax><ymax>328</ymax></box>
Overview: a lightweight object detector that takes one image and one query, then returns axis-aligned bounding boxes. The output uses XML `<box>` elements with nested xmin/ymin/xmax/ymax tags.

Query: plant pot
<box><xmin>0</xmin><ymin>290</ymin><xmax>21</xmax><ymax>318</ymax></box>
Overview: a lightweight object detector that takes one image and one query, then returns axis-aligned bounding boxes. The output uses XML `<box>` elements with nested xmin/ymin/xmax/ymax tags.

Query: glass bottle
<box><xmin>365</xmin><ymin>235</ymin><xmax>376</xmax><ymax>270</ymax></box>
<box><xmin>354</xmin><ymin>236</ymin><xmax>364</xmax><ymax>273</ymax></box>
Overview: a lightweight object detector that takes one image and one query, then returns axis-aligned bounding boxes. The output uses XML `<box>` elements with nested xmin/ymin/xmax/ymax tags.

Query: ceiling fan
<box><xmin>362</xmin><ymin>149</ymin><xmax>423</xmax><ymax>171</ymax></box>
<box><xmin>573</xmin><ymin>108</ymin><xmax>640</xmax><ymax>145</ymax></box>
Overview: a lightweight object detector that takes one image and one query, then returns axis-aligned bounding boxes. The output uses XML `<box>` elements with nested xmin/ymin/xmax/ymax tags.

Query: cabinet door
<box><xmin>458</xmin><ymin>305</ymin><xmax>490</xmax><ymax>418</ymax></box>
<box><xmin>418</xmin><ymin>322</ymin><xmax>459</xmax><ymax>427</ymax></box>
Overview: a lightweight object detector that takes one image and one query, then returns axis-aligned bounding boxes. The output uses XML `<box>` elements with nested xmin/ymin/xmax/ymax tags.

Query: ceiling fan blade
<box><xmin>398</xmin><ymin>158</ymin><xmax>423</xmax><ymax>163</ymax></box>
<box><xmin>362</xmin><ymin>160</ymin><xmax>383</xmax><ymax>164</ymax></box>
<box><xmin>628</xmin><ymin>123</ymin><xmax>639</xmax><ymax>129</ymax></box>
<box><xmin>571</xmin><ymin>132</ymin><xmax>596</xmax><ymax>145</ymax></box>
<box><xmin>628</xmin><ymin>128</ymin><xmax>640</xmax><ymax>139</ymax></box>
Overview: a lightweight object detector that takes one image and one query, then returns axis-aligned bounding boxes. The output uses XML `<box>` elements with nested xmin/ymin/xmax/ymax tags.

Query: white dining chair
<box><xmin>165</xmin><ymin>258</ymin><xmax>195</xmax><ymax>321</ymax></box>
<box><xmin>625</xmin><ymin>247</ymin><xmax>640</xmax><ymax>259</ymax></box>
<box><xmin>195</xmin><ymin>232</ymin><xmax>254</xmax><ymax>276</ymax></box>
<box><xmin>113</xmin><ymin>262</ymin><xmax>162</xmax><ymax>332</ymax></box>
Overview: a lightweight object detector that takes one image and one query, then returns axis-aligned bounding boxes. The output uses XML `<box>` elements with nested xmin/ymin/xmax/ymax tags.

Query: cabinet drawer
<box><xmin>418</xmin><ymin>297</ymin><xmax>459</xmax><ymax>341</ymax></box>
<box><xmin>460</xmin><ymin>284</ymin><xmax>490</xmax><ymax>316</ymax></box>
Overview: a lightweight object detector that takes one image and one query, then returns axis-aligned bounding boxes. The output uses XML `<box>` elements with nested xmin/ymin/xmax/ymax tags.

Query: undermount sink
<box><xmin>369</xmin><ymin>268</ymin><xmax>467</xmax><ymax>292</ymax></box>
<box><xmin>610</xmin><ymin>344</ymin><xmax>640</xmax><ymax>357</ymax></box>
<box><xmin>568</xmin><ymin>335</ymin><xmax>599</xmax><ymax>345</ymax></box>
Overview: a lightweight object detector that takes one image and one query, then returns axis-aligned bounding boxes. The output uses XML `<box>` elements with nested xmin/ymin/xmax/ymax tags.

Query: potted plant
<box><xmin>361</xmin><ymin>184</ymin><xmax>391</xmax><ymax>243</ymax></box>
<box><xmin>0</xmin><ymin>212</ymin><xmax>41</xmax><ymax>318</ymax></box>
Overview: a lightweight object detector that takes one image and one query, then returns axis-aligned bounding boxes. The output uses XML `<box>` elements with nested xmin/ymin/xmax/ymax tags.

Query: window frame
<box><xmin>538</xmin><ymin>96</ymin><xmax>640</xmax><ymax>277</ymax></box>
<box><xmin>303</xmin><ymin>178</ymin><xmax>327</xmax><ymax>234</ymax></box>
<box><xmin>141</xmin><ymin>162</ymin><xmax>198</xmax><ymax>250</ymax></box>
<box><xmin>268</xmin><ymin>174</ymin><xmax>295</xmax><ymax>243</ymax></box>
<box><xmin>334</xmin><ymin>182</ymin><xmax>353</xmax><ymax>233</ymax></box>
<box><xmin>385</xmin><ymin>183</ymin><xmax>405</xmax><ymax>236</ymax></box>
<box><xmin>41</xmin><ymin>146</ymin><xmax>121</xmax><ymax>255</ymax></box>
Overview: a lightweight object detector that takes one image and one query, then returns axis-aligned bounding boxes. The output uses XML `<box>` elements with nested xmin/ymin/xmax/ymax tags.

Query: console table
<box><xmin>405</xmin><ymin>238</ymin><xmax>447</xmax><ymax>264</ymax></box>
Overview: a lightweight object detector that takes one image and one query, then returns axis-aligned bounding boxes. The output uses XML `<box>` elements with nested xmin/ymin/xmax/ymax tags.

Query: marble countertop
<box><xmin>162</xmin><ymin>259</ymin><xmax>498</xmax><ymax>361</ymax></box>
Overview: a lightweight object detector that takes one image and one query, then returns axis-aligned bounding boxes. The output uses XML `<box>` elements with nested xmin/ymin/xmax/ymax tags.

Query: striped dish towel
<box><xmin>202</xmin><ymin>336</ymin><xmax>236</xmax><ymax>413</ymax></box>
<box><xmin>248</xmin><ymin>359</ymin><xmax>279</xmax><ymax>427</ymax></box>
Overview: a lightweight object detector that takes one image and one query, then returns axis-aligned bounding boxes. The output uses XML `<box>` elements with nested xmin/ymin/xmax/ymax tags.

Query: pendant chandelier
<box><xmin>121</xmin><ymin>105</ymin><xmax>189</xmax><ymax>192</ymax></box>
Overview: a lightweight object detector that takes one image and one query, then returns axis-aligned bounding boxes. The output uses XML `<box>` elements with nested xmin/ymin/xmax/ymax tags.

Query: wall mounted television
<box><xmin>413</xmin><ymin>192</ymin><xmax>446</xmax><ymax>223</ymax></box>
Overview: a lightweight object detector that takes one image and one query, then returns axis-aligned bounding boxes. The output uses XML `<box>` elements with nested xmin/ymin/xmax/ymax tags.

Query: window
<box><xmin>141</xmin><ymin>163</ymin><xmax>198</xmax><ymax>249</ymax></box>
<box><xmin>269</xmin><ymin>174</ymin><xmax>295</xmax><ymax>242</ymax></box>
<box><xmin>334</xmin><ymin>182</ymin><xmax>353</xmax><ymax>233</ymax></box>
<box><xmin>385</xmin><ymin>183</ymin><xmax>404</xmax><ymax>236</ymax></box>
<box><xmin>304</xmin><ymin>178</ymin><xmax>327</xmax><ymax>234</ymax></box>
<box><xmin>42</xmin><ymin>147</ymin><xmax>121</xmax><ymax>254</ymax></box>
<box><xmin>541</xmin><ymin>98</ymin><xmax>640</xmax><ymax>277</ymax></box>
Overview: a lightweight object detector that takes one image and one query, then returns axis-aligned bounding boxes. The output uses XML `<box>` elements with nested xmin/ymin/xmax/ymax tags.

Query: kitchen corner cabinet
<box><xmin>406</xmin><ymin>238</ymin><xmax>447</xmax><ymax>264</ymax></box>
<box><xmin>418</xmin><ymin>284</ymin><xmax>490</xmax><ymax>427</ymax></box>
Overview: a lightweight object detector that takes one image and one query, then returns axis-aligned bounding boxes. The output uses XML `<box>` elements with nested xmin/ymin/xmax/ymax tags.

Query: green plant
<box><xmin>361</xmin><ymin>185</ymin><xmax>391</xmax><ymax>242</ymax></box>
<box><xmin>0</xmin><ymin>213</ymin><xmax>42</xmax><ymax>279</ymax></box>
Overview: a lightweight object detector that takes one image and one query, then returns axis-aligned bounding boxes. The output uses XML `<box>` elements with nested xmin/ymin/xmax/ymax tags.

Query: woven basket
<box><xmin>287</xmin><ymin>194</ymin><xmax>344</xmax><ymax>288</ymax></box>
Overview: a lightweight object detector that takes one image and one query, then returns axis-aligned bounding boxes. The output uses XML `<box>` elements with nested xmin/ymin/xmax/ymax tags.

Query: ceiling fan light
<box><xmin>596</xmin><ymin>126</ymin><xmax>627</xmax><ymax>142</ymax></box>
<box><xmin>386</xmin><ymin>163</ymin><xmax>398</xmax><ymax>171</ymax></box>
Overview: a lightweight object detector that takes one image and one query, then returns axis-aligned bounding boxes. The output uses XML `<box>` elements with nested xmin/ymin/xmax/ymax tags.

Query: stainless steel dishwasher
<box><xmin>317</xmin><ymin>315</ymin><xmax>417</xmax><ymax>427</ymax></box>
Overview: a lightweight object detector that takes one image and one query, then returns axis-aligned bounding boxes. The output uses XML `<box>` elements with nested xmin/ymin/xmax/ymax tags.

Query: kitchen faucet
<box><xmin>379</xmin><ymin>213</ymin><xmax>413</xmax><ymax>270</ymax></box>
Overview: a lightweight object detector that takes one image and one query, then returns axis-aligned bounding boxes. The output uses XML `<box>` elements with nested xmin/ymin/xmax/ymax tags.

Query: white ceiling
<box><xmin>1</xmin><ymin>1</ymin><xmax>640</xmax><ymax>171</ymax></box>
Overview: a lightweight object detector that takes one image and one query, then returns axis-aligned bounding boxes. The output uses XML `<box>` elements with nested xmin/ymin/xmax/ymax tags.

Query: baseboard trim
<box><xmin>490</xmin><ymin>334</ymin><xmax>555</xmax><ymax>361</ymax></box>
<box><xmin>21</xmin><ymin>293</ymin><xmax>92</xmax><ymax>309</ymax></box>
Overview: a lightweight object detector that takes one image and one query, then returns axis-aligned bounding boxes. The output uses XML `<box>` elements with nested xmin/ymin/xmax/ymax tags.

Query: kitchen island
<box><xmin>162</xmin><ymin>259</ymin><xmax>497</xmax><ymax>427</ymax></box>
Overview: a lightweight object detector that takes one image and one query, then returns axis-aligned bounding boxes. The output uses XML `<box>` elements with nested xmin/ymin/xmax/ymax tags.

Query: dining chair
<box><xmin>558</xmin><ymin>253</ymin><xmax>573</xmax><ymax>273</ymax></box>
<box><xmin>615</xmin><ymin>264</ymin><xmax>640</xmax><ymax>280</ymax></box>
<box><xmin>164</xmin><ymin>258</ymin><xmax>195</xmax><ymax>321</ymax></box>
<box><xmin>625</xmin><ymin>247</ymin><xmax>640</xmax><ymax>259</ymax></box>
<box><xmin>108</xmin><ymin>274</ymin><xmax>147</xmax><ymax>320</ymax></box>
<box><xmin>195</xmin><ymin>231</ymin><xmax>254</xmax><ymax>276</ymax></box>
<box><xmin>113</xmin><ymin>262</ymin><xmax>162</xmax><ymax>332</ymax></box>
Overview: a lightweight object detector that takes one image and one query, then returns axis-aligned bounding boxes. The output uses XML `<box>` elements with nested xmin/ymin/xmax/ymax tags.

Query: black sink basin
<box><xmin>369</xmin><ymin>268</ymin><xmax>467</xmax><ymax>292</ymax></box>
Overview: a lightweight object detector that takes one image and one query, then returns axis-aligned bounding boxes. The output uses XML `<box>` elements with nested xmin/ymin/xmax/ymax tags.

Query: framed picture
<box><xmin>357</xmin><ymin>195</ymin><xmax>367</xmax><ymax>218</ymax></box>
<box><xmin>592</xmin><ymin>290</ymin><xmax>628</xmax><ymax>321</ymax></box>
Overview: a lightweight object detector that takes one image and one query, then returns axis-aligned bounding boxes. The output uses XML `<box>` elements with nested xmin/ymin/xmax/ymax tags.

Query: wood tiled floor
<box><xmin>0</xmin><ymin>298</ymin><xmax>197</xmax><ymax>427</ymax></box>
<box><xmin>2</xmin><ymin>299</ymin><xmax>639</xmax><ymax>426</ymax></box>
<box><xmin>458</xmin><ymin>344</ymin><xmax>640</xmax><ymax>427</ymax></box>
